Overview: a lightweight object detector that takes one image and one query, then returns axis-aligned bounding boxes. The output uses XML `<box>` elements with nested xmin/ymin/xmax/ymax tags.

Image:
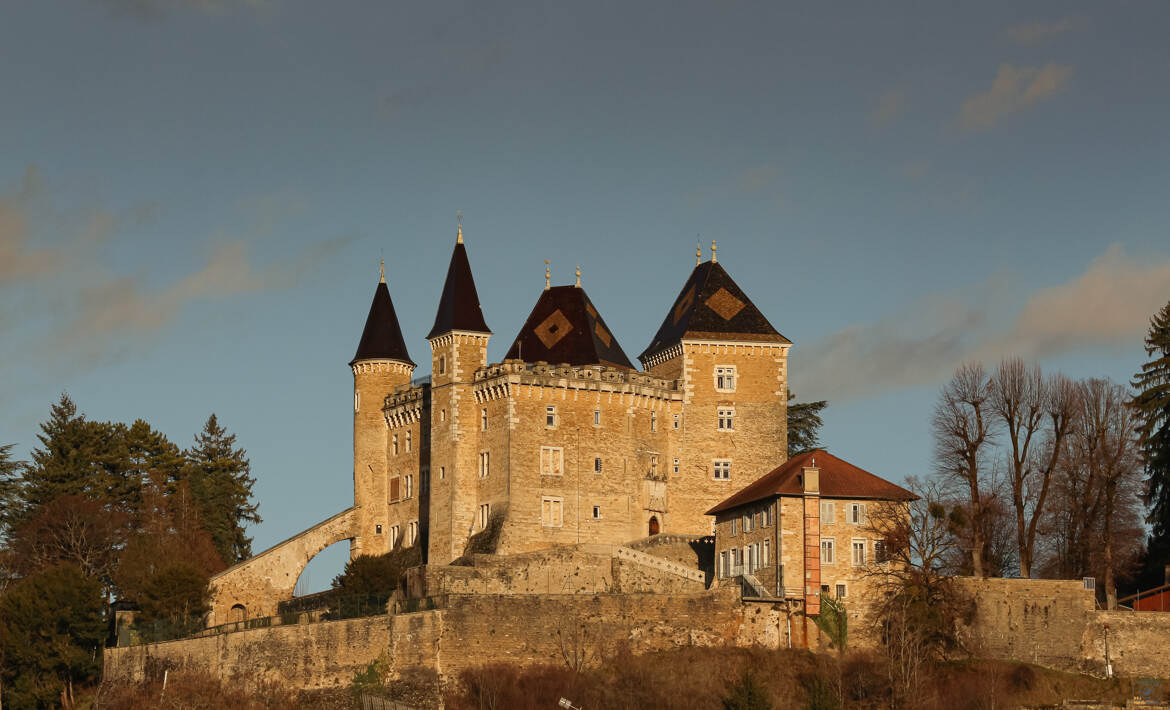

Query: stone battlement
<box><xmin>472</xmin><ymin>359</ymin><xmax>682</xmax><ymax>404</ymax></box>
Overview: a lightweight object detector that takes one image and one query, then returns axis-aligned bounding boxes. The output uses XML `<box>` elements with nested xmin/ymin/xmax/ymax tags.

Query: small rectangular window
<box><xmin>405</xmin><ymin>431</ymin><xmax>412</xmax><ymax>453</ymax></box>
<box><xmin>390</xmin><ymin>476</ymin><xmax>401</xmax><ymax>501</ymax></box>
<box><xmin>546</xmin><ymin>406</ymin><xmax>557</xmax><ymax>427</ymax></box>
<box><xmin>820</xmin><ymin>538</ymin><xmax>834</xmax><ymax>565</ymax></box>
<box><xmin>742</xmin><ymin>512</ymin><xmax>752</xmax><ymax>533</ymax></box>
<box><xmin>390</xmin><ymin>525</ymin><xmax>400</xmax><ymax>547</ymax></box>
<box><xmin>650</xmin><ymin>455</ymin><xmax>658</xmax><ymax>477</ymax></box>
<box><xmin>875</xmin><ymin>539</ymin><xmax>889</xmax><ymax>564</ymax></box>
<box><xmin>479</xmin><ymin>503</ymin><xmax>490</xmax><ymax>530</ymax></box>
<box><xmin>650</xmin><ymin>411</ymin><xmax>657</xmax><ymax>432</ymax></box>
<box><xmin>541</xmin><ymin>496</ymin><xmax>564</xmax><ymax>527</ymax></box>
<box><xmin>354</xmin><ymin>391</ymin><xmax>360</xmax><ymax>413</ymax></box>
<box><xmin>438</xmin><ymin>355</ymin><xmax>446</xmax><ymax>375</ymax></box>
<box><xmin>848</xmin><ymin>503</ymin><xmax>867</xmax><ymax>525</ymax></box>
<box><xmin>405</xmin><ymin>475</ymin><xmax>414</xmax><ymax>499</ymax></box>
<box><xmin>540</xmin><ymin>446</ymin><xmax>564</xmax><ymax>475</ymax></box>
<box><xmin>479</xmin><ymin>451</ymin><xmax>490</xmax><ymax>478</ymax></box>
<box><xmin>763</xmin><ymin>503</ymin><xmax>774</xmax><ymax>527</ymax></box>
<box><xmin>592</xmin><ymin>505</ymin><xmax>601</xmax><ymax>519</ymax></box>
<box><xmin>713</xmin><ymin>459</ymin><xmax>732</xmax><ymax>480</ymax></box>
<box><xmin>821</xmin><ymin>501</ymin><xmax>835</xmax><ymax>523</ymax></box>
<box><xmin>730</xmin><ymin>517</ymin><xmax>738</xmax><ymax>536</ymax></box>
<box><xmin>376</xmin><ymin>524</ymin><xmax>382</xmax><ymax>535</ymax></box>
<box><xmin>715</xmin><ymin>366</ymin><xmax>737</xmax><ymax>392</ymax></box>
<box><xmin>481</xmin><ymin>408</ymin><xmax>488</xmax><ymax>431</ymax></box>
<box><xmin>593</xmin><ymin>409</ymin><xmax>601</xmax><ymax>426</ymax></box>
<box><xmin>762</xmin><ymin>538</ymin><xmax>770</xmax><ymax>565</ymax></box>
<box><xmin>852</xmin><ymin>540</ymin><xmax>866</xmax><ymax>567</ymax></box>
<box><xmin>672</xmin><ymin>458</ymin><xmax>679</xmax><ymax>475</ymax></box>
<box><xmin>717</xmin><ymin>407</ymin><xmax>734</xmax><ymax>431</ymax></box>
<box><xmin>836</xmin><ymin>583</ymin><xmax>847</xmax><ymax>599</ymax></box>
<box><xmin>594</xmin><ymin>457</ymin><xmax>602</xmax><ymax>473</ymax></box>
<box><xmin>673</xmin><ymin>413</ymin><xmax>680</xmax><ymax>429</ymax></box>
<box><xmin>440</xmin><ymin>409</ymin><xmax>446</xmax><ymax>422</ymax></box>
<box><xmin>439</xmin><ymin>466</ymin><xmax>446</xmax><ymax>480</ymax></box>
<box><xmin>408</xmin><ymin>520</ymin><xmax>418</xmax><ymax>545</ymax></box>
<box><xmin>392</xmin><ymin>433</ymin><xmax>399</xmax><ymax>455</ymax></box>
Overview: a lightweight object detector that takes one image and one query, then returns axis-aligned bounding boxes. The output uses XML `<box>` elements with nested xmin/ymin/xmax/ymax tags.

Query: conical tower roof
<box><xmin>505</xmin><ymin>285</ymin><xmax>635</xmax><ymax>369</ymax></box>
<box><xmin>351</xmin><ymin>269</ymin><xmax>414</xmax><ymax>366</ymax></box>
<box><xmin>639</xmin><ymin>259</ymin><xmax>789</xmax><ymax>364</ymax></box>
<box><xmin>427</xmin><ymin>238</ymin><xmax>490</xmax><ymax>339</ymax></box>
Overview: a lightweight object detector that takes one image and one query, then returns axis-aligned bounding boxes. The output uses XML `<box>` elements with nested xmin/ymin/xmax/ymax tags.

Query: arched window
<box><xmin>648</xmin><ymin>516</ymin><xmax>660</xmax><ymax>536</ymax></box>
<box><xmin>230</xmin><ymin>604</ymin><xmax>247</xmax><ymax>623</ymax></box>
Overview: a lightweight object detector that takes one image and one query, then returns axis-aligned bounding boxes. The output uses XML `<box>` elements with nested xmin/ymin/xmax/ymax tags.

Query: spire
<box><xmin>379</xmin><ymin>258</ymin><xmax>386</xmax><ymax>283</ymax></box>
<box><xmin>456</xmin><ymin>210</ymin><xmax>463</xmax><ymax>244</ymax></box>
<box><xmin>575</xmin><ymin>265</ymin><xmax>581</xmax><ymax>288</ymax></box>
<box><xmin>696</xmin><ymin>241</ymin><xmax>702</xmax><ymax>266</ymax></box>
<box><xmin>351</xmin><ymin>269</ymin><xmax>414</xmax><ymax>366</ymax></box>
<box><xmin>544</xmin><ymin>260</ymin><xmax>551</xmax><ymax>290</ymax></box>
<box><xmin>427</xmin><ymin>227</ymin><xmax>491</xmax><ymax>339</ymax></box>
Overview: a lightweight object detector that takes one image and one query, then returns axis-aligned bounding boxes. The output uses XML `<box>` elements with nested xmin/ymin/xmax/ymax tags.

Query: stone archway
<box><xmin>207</xmin><ymin>507</ymin><xmax>358</xmax><ymax>626</ymax></box>
<box><xmin>230</xmin><ymin>604</ymin><xmax>246</xmax><ymax>623</ymax></box>
<box><xmin>649</xmin><ymin>515</ymin><xmax>660</xmax><ymax>536</ymax></box>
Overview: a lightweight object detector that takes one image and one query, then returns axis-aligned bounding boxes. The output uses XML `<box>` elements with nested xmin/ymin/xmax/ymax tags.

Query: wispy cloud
<box><xmin>89</xmin><ymin>0</ymin><xmax>272</xmax><ymax>20</ymax></box>
<box><xmin>0</xmin><ymin>166</ymin><xmax>353</xmax><ymax>374</ymax></box>
<box><xmin>791</xmin><ymin>244</ymin><xmax>1170</xmax><ymax>402</ymax></box>
<box><xmin>871</xmin><ymin>87</ymin><xmax>908</xmax><ymax>127</ymax></box>
<box><xmin>957</xmin><ymin>63</ymin><xmax>1073</xmax><ymax>131</ymax></box>
<box><xmin>1001</xmin><ymin>16</ymin><xmax>1085</xmax><ymax>45</ymax></box>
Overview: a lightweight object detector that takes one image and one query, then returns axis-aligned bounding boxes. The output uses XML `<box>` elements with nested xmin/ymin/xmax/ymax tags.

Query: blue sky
<box><xmin>2</xmin><ymin>1</ymin><xmax>1168</xmax><ymax>591</ymax></box>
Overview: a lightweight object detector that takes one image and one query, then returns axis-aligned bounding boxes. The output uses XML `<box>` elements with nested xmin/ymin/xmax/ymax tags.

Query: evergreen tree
<box><xmin>121</xmin><ymin>419</ymin><xmax>186</xmax><ymax>528</ymax></box>
<box><xmin>722</xmin><ymin>670</ymin><xmax>773</xmax><ymax>710</ymax></box>
<box><xmin>788</xmin><ymin>390</ymin><xmax>828</xmax><ymax>457</ymax></box>
<box><xmin>183</xmin><ymin>414</ymin><xmax>261</xmax><ymax>565</ymax></box>
<box><xmin>0</xmin><ymin>563</ymin><xmax>105</xmax><ymax>709</ymax></box>
<box><xmin>1132</xmin><ymin>301</ymin><xmax>1170</xmax><ymax>581</ymax></box>
<box><xmin>0</xmin><ymin>443</ymin><xmax>23</xmax><ymax>543</ymax></box>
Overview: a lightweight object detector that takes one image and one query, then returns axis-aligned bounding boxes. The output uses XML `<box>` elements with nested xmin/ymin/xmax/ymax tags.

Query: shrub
<box><xmin>722</xmin><ymin>670</ymin><xmax>773</xmax><ymax>710</ymax></box>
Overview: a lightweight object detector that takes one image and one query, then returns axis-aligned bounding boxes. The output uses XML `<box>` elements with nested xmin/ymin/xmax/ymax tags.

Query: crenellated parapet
<box><xmin>472</xmin><ymin>359</ymin><xmax>682</xmax><ymax>405</ymax></box>
<box><xmin>383</xmin><ymin>386</ymin><xmax>427</xmax><ymax>428</ymax></box>
<box><xmin>352</xmin><ymin>359</ymin><xmax>415</xmax><ymax>377</ymax></box>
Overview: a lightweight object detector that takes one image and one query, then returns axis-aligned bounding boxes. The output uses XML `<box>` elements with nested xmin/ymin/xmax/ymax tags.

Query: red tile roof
<box><xmin>705</xmin><ymin>450</ymin><xmax>916</xmax><ymax>515</ymax></box>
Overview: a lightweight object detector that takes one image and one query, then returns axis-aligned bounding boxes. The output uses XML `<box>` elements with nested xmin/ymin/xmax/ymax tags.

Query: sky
<box><xmin>2</xmin><ymin>1</ymin><xmax>1169</xmax><ymax>592</ymax></box>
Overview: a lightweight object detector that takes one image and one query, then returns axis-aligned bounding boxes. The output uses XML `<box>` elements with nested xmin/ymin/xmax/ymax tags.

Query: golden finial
<box><xmin>696</xmin><ymin>240</ymin><xmax>702</xmax><ymax>265</ymax></box>
<box><xmin>544</xmin><ymin>259</ymin><xmax>551</xmax><ymax>290</ymax></box>
<box><xmin>575</xmin><ymin>265</ymin><xmax>581</xmax><ymax>287</ymax></box>
<box><xmin>711</xmin><ymin>239</ymin><xmax>717</xmax><ymax>263</ymax></box>
<box><xmin>456</xmin><ymin>210</ymin><xmax>463</xmax><ymax>244</ymax></box>
<box><xmin>379</xmin><ymin>257</ymin><xmax>386</xmax><ymax>283</ymax></box>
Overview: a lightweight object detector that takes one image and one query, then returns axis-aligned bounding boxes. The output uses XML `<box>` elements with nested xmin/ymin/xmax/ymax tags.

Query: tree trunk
<box><xmin>1104</xmin><ymin>480</ymin><xmax>1117</xmax><ymax>610</ymax></box>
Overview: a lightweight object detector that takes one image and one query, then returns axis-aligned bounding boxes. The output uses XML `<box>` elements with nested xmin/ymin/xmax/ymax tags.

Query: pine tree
<box><xmin>19</xmin><ymin>395</ymin><xmax>114</xmax><ymax>525</ymax></box>
<box><xmin>183</xmin><ymin>414</ymin><xmax>261</xmax><ymax>565</ymax></box>
<box><xmin>788</xmin><ymin>390</ymin><xmax>828</xmax><ymax>457</ymax></box>
<box><xmin>1132</xmin><ymin>301</ymin><xmax>1170</xmax><ymax>578</ymax></box>
<box><xmin>0</xmin><ymin>443</ymin><xmax>24</xmax><ymax>543</ymax></box>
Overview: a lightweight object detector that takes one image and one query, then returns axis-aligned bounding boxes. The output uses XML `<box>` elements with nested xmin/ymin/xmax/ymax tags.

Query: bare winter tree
<box><xmin>933</xmin><ymin>363</ymin><xmax>997</xmax><ymax>578</ymax></box>
<box><xmin>988</xmin><ymin>359</ymin><xmax>1079</xmax><ymax>577</ymax></box>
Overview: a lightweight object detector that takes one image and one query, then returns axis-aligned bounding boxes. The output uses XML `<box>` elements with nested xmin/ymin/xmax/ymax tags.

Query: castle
<box><xmin>208</xmin><ymin>226</ymin><xmax>791</xmax><ymax>622</ymax></box>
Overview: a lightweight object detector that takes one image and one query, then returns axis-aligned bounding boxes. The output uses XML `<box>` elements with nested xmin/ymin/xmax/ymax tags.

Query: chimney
<box><xmin>802</xmin><ymin>458</ymin><xmax>822</xmax><ymax>618</ymax></box>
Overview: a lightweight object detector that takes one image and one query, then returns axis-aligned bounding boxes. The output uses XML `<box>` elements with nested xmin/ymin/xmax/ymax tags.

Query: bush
<box><xmin>722</xmin><ymin>670</ymin><xmax>773</xmax><ymax>710</ymax></box>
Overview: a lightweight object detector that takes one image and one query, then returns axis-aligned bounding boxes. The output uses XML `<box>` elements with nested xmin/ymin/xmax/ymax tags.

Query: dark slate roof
<box><xmin>639</xmin><ymin>260</ymin><xmax>790</xmax><ymax>363</ymax></box>
<box><xmin>504</xmin><ymin>285</ymin><xmax>635</xmax><ymax>369</ymax></box>
<box><xmin>427</xmin><ymin>241</ymin><xmax>491</xmax><ymax>339</ymax></box>
<box><xmin>350</xmin><ymin>280</ymin><xmax>415</xmax><ymax>366</ymax></box>
<box><xmin>706</xmin><ymin>450</ymin><xmax>917</xmax><ymax>515</ymax></box>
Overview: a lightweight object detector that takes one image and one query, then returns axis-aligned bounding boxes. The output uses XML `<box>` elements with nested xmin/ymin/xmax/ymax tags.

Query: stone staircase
<box><xmin>614</xmin><ymin>545</ymin><xmax>708</xmax><ymax>585</ymax></box>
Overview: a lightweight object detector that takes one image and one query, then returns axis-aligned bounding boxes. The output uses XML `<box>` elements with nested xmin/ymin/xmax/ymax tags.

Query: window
<box><xmin>405</xmin><ymin>475</ymin><xmax>414</xmax><ymax>499</ymax></box>
<box><xmin>820</xmin><ymin>538</ymin><xmax>835</xmax><ymax>565</ymax></box>
<box><xmin>673</xmin><ymin>413</ymin><xmax>680</xmax><ymax>429</ymax></box>
<box><xmin>592</xmin><ymin>505</ymin><xmax>601</xmax><ymax>519</ymax></box>
<box><xmin>742</xmin><ymin>512</ymin><xmax>753</xmax><ymax>533</ymax></box>
<box><xmin>713</xmin><ymin>459</ymin><xmax>731</xmax><ymax>480</ymax></box>
<box><xmin>408</xmin><ymin>520</ymin><xmax>418</xmax><ymax>545</ymax></box>
<box><xmin>836</xmin><ymin>583</ymin><xmax>847</xmax><ymax>599</ymax></box>
<box><xmin>717</xmin><ymin>407</ymin><xmax>735</xmax><ymax>431</ymax></box>
<box><xmin>763</xmin><ymin>503</ymin><xmax>774</xmax><ymax>527</ymax></box>
<box><xmin>593</xmin><ymin>409</ymin><xmax>601</xmax><ymax>426</ymax></box>
<box><xmin>481</xmin><ymin>408</ymin><xmax>488</xmax><ymax>430</ymax></box>
<box><xmin>392</xmin><ymin>434</ymin><xmax>399</xmax><ymax>455</ymax></box>
<box><xmin>354</xmin><ymin>391</ymin><xmax>360</xmax><ymax>413</ymax></box>
<box><xmin>405</xmin><ymin>431</ymin><xmax>412</xmax><ymax>453</ymax></box>
<box><xmin>874</xmin><ymin>539</ymin><xmax>889</xmax><ymax>564</ymax></box>
<box><xmin>730</xmin><ymin>517</ymin><xmax>738</xmax><ymax>536</ymax></box>
<box><xmin>390</xmin><ymin>525</ymin><xmax>400</xmax><ymax>547</ymax></box>
<box><xmin>650</xmin><ymin>455</ymin><xmax>658</xmax><ymax>477</ymax></box>
<box><xmin>651</xmin><ymin>411</ymin><xmax>657</xmax><ymax>432</ymax></box>
<box><xmin>715</xmin><ymin>366</ymin><xmax>737</xmax><ymax>392</ymax></box>
<box><xmin>673</xmin><ymin>458</ymin><xmax>680</xmax><ymax>475</ymax></box>
<box><xmin>390</xmin><ymin>476</ymin><xmax>401</xmax><ymax>501</ymax></box>
<box><xmin>479</xmin><ymin>451</ymin><xmax>490</xmax><ymax>478</ymax></box>
<box><xmin>376</xmin><ymin>524</ymin><xmax>382</xmax><ymax>535</ymax></box>
<box><xmin>438</xmin><ymin>355</ymin><xmax>446</xmax><ymax>375</ymax></box>
<box><xmin>541</xmin><ymin>496</ymin><xmax>564</xmax><ymax>527</ymax></box>
<box><xmin>440</xmin><ymin>409</ymin><xmax>447</xmax><ymax>422</ymax></box>
<box><xmin>848</xmin><ymin>503</ymin><xmax>867</xmax><ymax>525</ymax></box>
<box><xmin>540</xmin><ymin>446</ymin><xmax>564</xmax><ymax>475</ymax></box>
<box><xmin>594</xmin><ymin>457</ymin><xmax>602</xmax><ymax>473</ymax></box>
<box><xmin>762</xmin><ymin>538</ymin><xmax>770</xmax><ymax>566</ymax></box>
<box><xmin>545</xmin><ymin>406</ymin><xmax>557</xmax><ymax>427</ymax></box>
<box><xmin>821</xmin><ymin>501</ymin><xmax>835</xmax><ymax>523</ymax></box>
<box><xmin>852</xmin><ymin>540</ymin><xmax>866</xmax><ymax>567</ymax></box>
<box><xmin>439</xmin><ymin>466</ymin><xmax>446</xmax><ymax>480</ymax></box>
<box><xmin>479</xmin><ymin>503</ymin><xmax>490</xmax><ymax>530</ymax></box>
<box><xmin>719</xmin><ymin>550</ymin><xmax>730</xmax><ymax>578</ymax></box>
<box><xmin>820</xmin><ymin>584</ymin><xmax>830</xmax><ymax>595</ymax></box>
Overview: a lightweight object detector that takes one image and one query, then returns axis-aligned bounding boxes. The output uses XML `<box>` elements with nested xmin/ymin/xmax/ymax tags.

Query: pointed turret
<box><xmin>638</xmin><ymin>254</ymin><xmax>789</xmax><ymax>366</ymax></box>
<box><xmin>351</xmin><ymin>262</ymin><xmax>415</xmax><ymax>366</ymax></box>
<box><xmin>506</xmin><ymin>284</ymin><xmax>635</xmax><ymax>369</ymax></box>
<box><xmin>426</xmin><ymin>226</ymin><xmax>490</xmax><ymax>339</ymax></box>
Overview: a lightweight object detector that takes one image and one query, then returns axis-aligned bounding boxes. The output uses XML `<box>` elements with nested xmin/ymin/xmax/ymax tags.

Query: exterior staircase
<box><xmin>614</xmin><ymin>545</ymin><xmax>708</xmax><ymax>586</ymax></box>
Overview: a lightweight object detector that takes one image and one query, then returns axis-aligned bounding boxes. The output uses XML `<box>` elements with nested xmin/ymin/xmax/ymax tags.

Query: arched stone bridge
<box><xmin>207</xmin><ymin>507</ymin><xmax>358</xmax><ymax>626</ymax></box>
